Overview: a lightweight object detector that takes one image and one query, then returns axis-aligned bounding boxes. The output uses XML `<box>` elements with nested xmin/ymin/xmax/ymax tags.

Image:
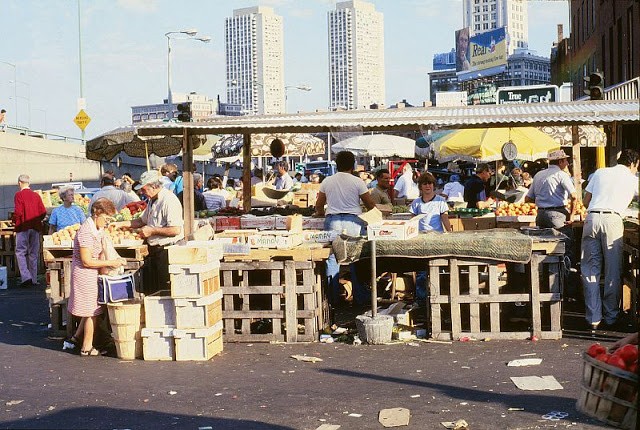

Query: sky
<box><xmin>0</xmin><ymin>0</ymin><xmax>569</xmax><ymax>141</ymax></box>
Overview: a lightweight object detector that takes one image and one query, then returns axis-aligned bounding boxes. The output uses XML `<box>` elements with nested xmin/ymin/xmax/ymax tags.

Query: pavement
<box><xmin>0</xmin><ymin>277</ymin><xmax>634</xmax><ymax>430</ymax></box>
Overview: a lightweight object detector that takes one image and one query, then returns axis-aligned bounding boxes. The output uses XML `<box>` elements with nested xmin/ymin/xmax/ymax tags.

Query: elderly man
<box><xmin>314</xmin><ymin>151</ymin><xmax>376</xmax><ymax>305</ymax></box>
<box><xmin>89</xmin><ymin>174</ymin><xmax>137</xmax><ymax>212</ymax></box>
<box><xmin>274</xmin><ymin>161</ymin><xmax>294</xmax><ymax>191</ymax></box>
<box><xmin>581</xmin><ymin>149</ymin><xmax>639</xmax><ymax>331</ymax></box>
<box><xmin>13</xmin><ymin>174</ymin><xmax>46</xmax><ymax>288</ymax></box>
<box><xmin>115</xmin><ymin>170</ymin><xmax>184</xmax><ymax>294</ymax></box>
<box><xmin>370</xmin><ymin>169</ymin><xmax>392</xmax><ymax>205</ymax></box>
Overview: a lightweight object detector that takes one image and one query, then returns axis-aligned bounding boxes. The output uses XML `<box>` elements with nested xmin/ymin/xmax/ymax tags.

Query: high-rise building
<box><xmin>225</xmin><ymin>6</ymin><xmax>284</xmax><ymax>115</ymax></box>
<box><xmin>328</xmin><ymin>0</ymin><xmax>385</xmax><ymax>110</ymax></box>
<box><xmin>462</xmin><ymin>0</ymin><xmax>529</xmax><ymax>54</ymax></box>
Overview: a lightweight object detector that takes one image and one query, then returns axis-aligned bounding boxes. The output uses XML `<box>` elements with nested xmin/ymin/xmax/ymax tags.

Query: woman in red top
<box><xmin>67</xmin><ymin>198</ymin><xmax>125</xmax><ymax>356</ymax></box>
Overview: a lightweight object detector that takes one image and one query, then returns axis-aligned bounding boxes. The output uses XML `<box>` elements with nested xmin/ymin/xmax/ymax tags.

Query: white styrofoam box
<box><xmin>167</xmin><ymin>243</ymin><xmax>221</xmax><ymax>265</ymax></box>
<box><xmin>0</xmin><ymin>266</ymin><xmax>6</xmax><ymax>290</ymax></box>
<box><xmin>173</xmin><ymin>322</ymin><xmax>223</xmax><ymax>361</ymax></box>
<box><xmin>366</xmin><ymin>215</ymin><xmax>425</xmax><ymax>241</ymax></box>
<box><xmin>247</xmin><ymin>232</ymin><xmax>303</xmax><ymax>249</ymax></box>
<box><xmin>214</xmin><ymin>230</ymin><xmax>257</xmax><ymax>244</ymax></box>
<box><xmin>42</xmin><ymin>235</ymin><xmax>54</xmax><ymax>247</ymax></box>
<box><xmin>174</xmin><ymin>290</ymin><xmax>222</xmax><ymax>329</ymax></box>
<box><xmin>240</xmin><ymin>215</ymin><xmax>276</xmax><ymax>230</ymax></box>
<box><xmin>141</xmin><ymin>327</ymin><xmax>175</xmax><ymax>361</ymax></box>
<box><xmin>301</xmin><ymin>217</ymin><xmax>326</xmax><ymax>230</ymax></box>
<box><xmin>169</xmin><ymin>260</ymin><xmax>220</xmax><ymax>298</ymax></box>
<box><xmin>143</xmin><ymin>291</ymin><xmax>175</xmax><ymax>327</ymax></box>
<box><xmin>302</xmin><ymin>230</ymin><xmax>338</xmax><ymax>244</ymax></box>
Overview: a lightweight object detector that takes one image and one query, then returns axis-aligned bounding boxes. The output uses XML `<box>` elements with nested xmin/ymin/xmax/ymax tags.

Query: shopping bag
<box><xmin>98</xmin><ymin>272</ymin><xmax>136</xmax><ymax>304</ymax></box>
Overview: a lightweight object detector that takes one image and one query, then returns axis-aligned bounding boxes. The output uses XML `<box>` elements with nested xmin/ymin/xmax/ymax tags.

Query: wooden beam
<box><xmin>242</xmin><ymin>133</ymin><xmax>251</xmax><ymax>212</ymax></box>
<box><xmin>571</xmin><ymin>125</ymin><xmax>582</xmax><ymax>197</ymax></box>
<box><xmin>182</xmin><ymin>128</ymin><xmax>194</xmax><ymax>240</ymax></box>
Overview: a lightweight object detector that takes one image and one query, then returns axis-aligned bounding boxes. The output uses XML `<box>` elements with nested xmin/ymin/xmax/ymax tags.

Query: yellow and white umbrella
<box><xmin>433</xmin><ymin>127</ymin><xmax>560</xmax><ymax>163</ymax></box>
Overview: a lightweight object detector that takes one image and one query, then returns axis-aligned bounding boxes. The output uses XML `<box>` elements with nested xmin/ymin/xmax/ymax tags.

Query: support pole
<box><xmin>370</xmin><ymin>239</ymin><xmax>377</xmax><ymax>317</ymax></box>
<box><xmin>571</xmin><ymin>125</ymin><xmax>582</xmax><ymax>197</ymax></box>
<box><xmin>182</xmin><ymin>128</ymin><xmax>194</xmax><ymax>240</ymax></box>
<box><xmin>243</xmin><ymin>133</ymin><xmax>252</xmax><ymax>213</ymax></box>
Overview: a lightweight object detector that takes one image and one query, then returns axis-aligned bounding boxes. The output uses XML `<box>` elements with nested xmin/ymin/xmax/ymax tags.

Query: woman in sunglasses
<box><xmin>66</xmin><ymin>198</ymin><xmax>126</xmax><ymax>357</ymax></box>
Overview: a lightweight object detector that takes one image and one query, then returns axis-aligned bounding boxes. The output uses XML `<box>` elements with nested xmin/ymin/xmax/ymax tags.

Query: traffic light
<box><xmin>176</xmin><ymin>102</ymin><xmax>192</xmax><ymax>122</ymax></box>
<box><xmin>583</xmin><ymin>71</ymin><xmax>604</xmax><ymax>100</ymax></box>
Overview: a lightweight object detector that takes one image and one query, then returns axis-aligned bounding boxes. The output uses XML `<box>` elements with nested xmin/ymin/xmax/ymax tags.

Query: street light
<box><xmin>165</xmin><ymin>29</ymin><xmax>211</xmax><ymax>120</ymax></box>
<box><xmin>0</xmin><ymin>60</ymin><xmax>18</xmax><ymax>125</ymax></box>
<box><xmin>284</xmin><ymin>84</ymin><xmax>311</xmax><ymax>113</ymax></box>
<box><xmin>9</xmin><ymin>80</ymin><xmax>30</xmax><ymax>129</ymax></box>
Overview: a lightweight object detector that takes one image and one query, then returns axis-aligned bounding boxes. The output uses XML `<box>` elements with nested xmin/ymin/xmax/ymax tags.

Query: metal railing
<box><xmin>2</xmin><ymin>125</ymin><xmax>84</xmax><ymax>144</ymax></box>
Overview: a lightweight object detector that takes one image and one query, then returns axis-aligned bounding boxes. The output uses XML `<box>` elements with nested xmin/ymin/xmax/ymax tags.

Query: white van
<box><xmin>304</xmin><ymin>160</ymin><xmax>337</xmax><ymax>177</ymax></box>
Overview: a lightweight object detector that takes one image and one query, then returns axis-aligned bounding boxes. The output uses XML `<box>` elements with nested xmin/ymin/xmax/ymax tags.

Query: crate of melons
<box><xmin>106</xmin><ymin>224</ymin><xmax>144</xmax><ymax>246</ymax></box>
<box><xmin>576</xmin><ymin>343</ymin><xmax>637</xmax><ymax>429</ymax></box>
<box><xmin>43</xmin><ymin>223</ymin><xmax>81</xmax><ymax>247</ymax></box>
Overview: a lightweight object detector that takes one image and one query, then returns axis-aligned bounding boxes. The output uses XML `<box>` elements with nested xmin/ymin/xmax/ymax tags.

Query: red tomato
<box><xmin>628</xmin><ymin>362</ymin><xmax>638</xmax><ymax>374</ymax></box>
<box><xmin>607</xmin><ymin>355</ymin><xmax>628</xmax><ymax>370</ymax></box>
<box><xmin>616</xmin><ymin>345</ymin><xmax>639</xmax><ymax>365</ymax></box>
<box><xmin>595</xmin><ymin>353</ymin><xmax>610</xmax><ymax>363</ymax></box>
<box><xmin>587</xmin><ymin>343</ymin><xmax>606</xmax><ymax>358</ymax></box>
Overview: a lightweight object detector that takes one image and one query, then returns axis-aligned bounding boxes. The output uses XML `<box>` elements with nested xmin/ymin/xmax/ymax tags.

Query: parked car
<box><xmin>304</xmin><ymin>160</ymin><xmax>336</xmax><ymax>177</ymax></box>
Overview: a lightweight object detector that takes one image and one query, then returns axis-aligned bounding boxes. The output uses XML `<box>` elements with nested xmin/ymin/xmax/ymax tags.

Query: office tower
<box><xmin>328</xmin><ymin>0</ymin><xmax>385</xmax><ymax>110</ymax></box>
<box><xmin>462</xmin><ymin>0</ymin><xmax>528</xmax><ymax>54</ymax></box>
<box><xmin>225</xmin><ymin>6</ymin><xmax>284</xmax><ymax>115</ymax></box>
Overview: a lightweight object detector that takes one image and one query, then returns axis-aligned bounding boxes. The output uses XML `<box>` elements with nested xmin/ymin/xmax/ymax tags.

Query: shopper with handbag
<box><xmin>66</xmin><ymin>198</ymin><xmax>126</xmax><ymax>357</ymax></box>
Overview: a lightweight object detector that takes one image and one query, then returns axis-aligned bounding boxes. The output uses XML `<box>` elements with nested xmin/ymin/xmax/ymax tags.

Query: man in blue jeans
<box><xmin>314</xmin><ymin>151</ymin><xmax>376</xmax><ymax>305</ymax></box>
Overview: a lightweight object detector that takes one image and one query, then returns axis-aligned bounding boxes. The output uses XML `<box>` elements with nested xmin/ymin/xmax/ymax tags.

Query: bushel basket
<box><xmin>576</xmin><ymin>352</ymin><xmax>637</xmax><ymax>429</ymax></box>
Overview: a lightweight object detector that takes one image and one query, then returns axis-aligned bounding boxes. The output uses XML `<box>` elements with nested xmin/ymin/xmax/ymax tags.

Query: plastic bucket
<box><xmin>355</xmin><ymin>314</ymin><xmax>394</xmax><ymax>345</ymax></box>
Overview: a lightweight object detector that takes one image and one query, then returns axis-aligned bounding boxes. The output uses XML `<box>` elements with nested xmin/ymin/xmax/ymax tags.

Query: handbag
<box><xmin>98</xmin><ymin>271</ymin><xmax>137</xmax><ymax>304</ymax></box>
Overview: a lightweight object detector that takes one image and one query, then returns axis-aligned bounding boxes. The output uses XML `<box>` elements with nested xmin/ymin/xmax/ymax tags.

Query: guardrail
<box><xmin>2</xmin><ymin>125</ymin><xmax>84</xmax><ymax>144</ymax></box>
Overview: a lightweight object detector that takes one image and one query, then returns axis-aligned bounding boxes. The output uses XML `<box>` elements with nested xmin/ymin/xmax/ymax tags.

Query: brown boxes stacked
<box><xmin>141</xmin><ymin>242</ymin><xmax>224</xmax><ymax>361</ymax></box>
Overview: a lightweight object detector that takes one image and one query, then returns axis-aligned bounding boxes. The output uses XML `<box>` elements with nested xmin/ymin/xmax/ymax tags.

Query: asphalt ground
<box><xmin>0</xmin><ymin>278</ymin><xmax>634</xmax><ymax>430</ymax></box>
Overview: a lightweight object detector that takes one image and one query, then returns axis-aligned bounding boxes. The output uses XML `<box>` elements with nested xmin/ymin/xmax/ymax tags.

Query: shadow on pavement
<box><xmin>0</xmin><ymin>406</ymin><xmax>296</xmax><ymax>430</ymax></box>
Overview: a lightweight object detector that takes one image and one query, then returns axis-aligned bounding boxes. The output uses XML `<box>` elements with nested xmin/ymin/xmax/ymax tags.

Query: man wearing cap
<box><xmin>464</xmin><ymin>163</ymin><xmax>493</xmax><ymax>209</ymax></box>
<box><xmin>525</xmin><ymin>149</ymin><xmax>578</xmax><ymax>232</ymax></box>
<box><xmin>114</xmin><ymin>170</ymin><xmax>184</xmax><ymax>294</ymax></box>
<box><xmin>581</xmin><ymin>149</ymin><xmax>639</xmax><ymax>331</ymax></box>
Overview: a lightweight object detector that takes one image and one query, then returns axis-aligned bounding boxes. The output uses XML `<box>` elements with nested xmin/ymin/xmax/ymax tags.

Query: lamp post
<box><xmin>0</xmin><ymin>61</ymin><xmax>17</xmax><ymax>125</ymax></box>
<box><xmin>284</xmin><ymin>84</ymin><xmax>311</xmax><ymax>113</ymax></box>
<box><xmin>9</xmin><ymin>80</ymin><xmax>30</xmax><ymax>129</ymax></box>
<box><xmin>165</xmin><ymin>29</ymin><xmax>211</xmax><ymax>120</ymax></box>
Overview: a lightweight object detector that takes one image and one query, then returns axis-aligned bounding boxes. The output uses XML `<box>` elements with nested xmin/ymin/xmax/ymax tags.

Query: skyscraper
<box><xmin>328</xmin><ymin>0</ymin><xmax>385</xmax><ymax>110</ymax></box>
<box><xmin>225</xmin><ymin>6</ymin><xmax>284</xmax><ymax>115</ymax></box>
<box><xmin>462</xmin><ymin>0</ymin><xmax>528</xmax><ymax>54</ymax></box>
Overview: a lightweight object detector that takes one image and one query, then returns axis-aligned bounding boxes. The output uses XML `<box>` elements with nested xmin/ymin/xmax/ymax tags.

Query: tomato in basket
<box><xmin>587</xmin><ymin>343</ymin><xmax>606</xmax><ymax>358</ymax></box>
<box><xmin>595</xmin><ymin>353</ymin><xmax>610</xmax><ymax>363</ymax></box>
<box><xmin>606</xmin><ymin>355</ymin><xmax>628</xmax><ymax>371</ymax></box>
<box><xmin>616</xmin><ymin>344</ymin><xmax>639</xmax><ymax>365</ymax></box>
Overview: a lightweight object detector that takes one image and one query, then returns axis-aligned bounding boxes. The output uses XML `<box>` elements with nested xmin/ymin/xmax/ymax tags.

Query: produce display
<box><xmin>586</xmin><ymin>343</ymin><xmax>638</xmax><ymax>374</ymax></box>
<box><xmin>50</xmin><ymin>223</ymin><xmax>81</xmax><ymax>245</ymax></box>
<box><xmin>495</xmin><ymin>202</ymin><xmax>537</xmax><ymax>217</ymax></box>
<box><xmin>449</xmin><ymin>207</ymin><xmax>493</xmax><ymax>217</ymax></box>
<box><xmin>391</xmin><ymin>205</ymin><xmax>410</xmax><ymax>214</ymax></box>
<box><xmin>106</xmin><ymin>224</ymin><xmax>143</xmax><ymax>245</ymax></box>
<box><xmin>573</xmin><ymin>200</ymin><xmax>587</xmax><ymax>218</ymax></box>
<box><xmin>113</xmin><ymin>201</ymin><xmax>147</xmax><ymax>221</ymax></box>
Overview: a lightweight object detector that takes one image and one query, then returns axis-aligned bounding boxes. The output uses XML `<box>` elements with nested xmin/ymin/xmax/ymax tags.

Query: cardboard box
<box><xmin>240</xmin><ymin>216</ymin><xmax>276</xmax><ymax>230</ymax></box>
<box><xmin>367</xmin><ymin>215</ymin><xmax>424</xmax><ymax>241</ymax></box>
<box><xmin>302</xmin><ymin>230</ymin><xmax>338</xmax><ymax>244</ymax></box>
<box><xmin>301</xmin><ymin>217</ymin><xmax>326</xmax><ymax>230</ymax></box>
<box><xmin>213</xmin><ymin>216</ymin><xmax>241</xmax><ymax>231</ymax></box>
<box><xmin>273</xmin><ymin>215</ymin><xmax>303</xmax><ymax>232</ymax></box>
<box><xmin>214</xmin><ymin>229</ymin><xmax>257</xmax><ymax>244</ymax></box>
<box><xmin>247</xmin><ymin>231</ymin><xmax>303</xmax><ymax>249</ymax></box>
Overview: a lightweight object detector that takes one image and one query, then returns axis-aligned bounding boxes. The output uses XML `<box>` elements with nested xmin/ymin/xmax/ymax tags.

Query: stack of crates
<box><xmin>141</xmin><ymin>242</ymin><xmax>224</xmax><ymax>361</ymax></box>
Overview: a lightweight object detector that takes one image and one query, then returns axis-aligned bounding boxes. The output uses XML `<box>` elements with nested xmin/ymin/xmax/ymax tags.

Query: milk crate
<box><xmin>175</xmin><ymin>291</ymin><xmax>223</xmax><ymax>329</ymax></box>
<box><xmin>220</xmin><ymin>259</ymin><xmax>327</xmax><ymax>342</ymax></box>
<box><xmin>169</xmin><ymin>260</ymin><xmax>220</xmax><ymax>298</ymax></box>
<box><xmin>429</xmin><ymin>252</ymin><xmax>563</xmax><ymax>340</ymax></box>
<box><xmin>141</xmin><ymin>327</ymin><xmax>175</xmax><ymax>361</ymax></box>
<box><xmin>174</xmin><ymin>322</ymin><xmax>224</xmax><ymax>361</ymax></box>
<box><xmin>144</xmin><ymin>290</ymin><xmax>176</xmax><ymax>327</ymax></box>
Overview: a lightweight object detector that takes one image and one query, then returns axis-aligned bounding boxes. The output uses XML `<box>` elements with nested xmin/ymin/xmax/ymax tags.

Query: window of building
<box><xmin>483</xmin><ymin>13</ymin><xmax>488</xmax><ymax>20</ymax></box>
<box><xmin>491</xmin><ymin>22</ymin><xmax>496</xmax><ymax>29</ymax></box>
<box><xmin>483</xmin><ymin>23</ymin><xmax>489</xmax><ymax>30</ymax></box>
<box><xmin>475</xmin><ymin>15</ymin><xmax>480</xmax><ymax>22</ymax></box>
<box><xmin>475</xmin><ymin>24</ymin><xmax>481</xmax><ymax>31</ymax></box>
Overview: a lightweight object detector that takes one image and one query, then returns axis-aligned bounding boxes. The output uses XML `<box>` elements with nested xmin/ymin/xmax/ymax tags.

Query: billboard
<box><xmin>457</xmin><ymin>27</ymin><xmax>507</xmax><ymax>82</ymax></box>
<box><xmin>455</xmin><ymin>28</ymin><xmax>471</xmax><ymax>73</ymax></box>
<box><xmin>496</xmin><ymin>85</ymin><xmax>559</xmax><ymax>104</ymax></box>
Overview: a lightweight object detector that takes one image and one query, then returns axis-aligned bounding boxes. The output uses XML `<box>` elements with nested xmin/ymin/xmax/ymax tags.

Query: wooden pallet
<box><xmin>429</xmin><ymin>252</ymin><xmax>563</xmax><ymax>340</ymax></box>
<box><xmin>220</xmin><ymin>259</ymin><xmax>328</xmax><ymax>343</ymax></box>
<box><xmin>0</xmin><ymin>232</ymin><xmax>15</xmax><ymax>253</ymax></box>
<box><xmin>43</xmin><ymin>244</ymin><xmax>149</xmax><ymax>262</ymax></box>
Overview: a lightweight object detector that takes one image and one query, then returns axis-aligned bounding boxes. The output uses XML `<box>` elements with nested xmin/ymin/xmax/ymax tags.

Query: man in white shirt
<box><xmin>440</xmin><ymin>174</ymin><xmax>465</xmax><ymax>203</ymax></box>
<box><xmin>315</xmin><ymin>151</ymin><xmax>376</xmax><ymax>305</ymax></box>
<box><xmin>581</xmin><ymin>149</ymin><xmax>639</xmax><ymax>331</ymax></box>
<box><xmin>89</xmin><ymin>174</ymin><xmax>138</xmax><ymax>212</ymax></box>
<box><xmin>393</xmin><ymin>164</ymin><xmax>419</xmax><ymax>202</ymax></box>
<box><xmin>274</xmin><ymin>161</ymin><xmax>294</xmax><ymax>190</ymax></box>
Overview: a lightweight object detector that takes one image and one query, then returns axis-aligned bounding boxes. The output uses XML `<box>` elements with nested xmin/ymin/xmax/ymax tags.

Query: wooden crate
<box><xmin>169</xmin><ymin>261</ymin><xmax>220</xmax><ymax>298</ymax></box>
<box><xmin>43</xmin><ymin>244</ymin><xmax>148</xmax><ymax>262</ymax></box>
<box><xmin>175</xmin><ymin>291</ymin><xmax>223</xmax><ymax>329</ymax></box>
<box><xmin>293</xmin><ymin>191</ymin><xmax>317</xmax><ymax>208</ymax></box>
<box><xmin>0</xmin><ymin>232</ymin><xmax>15</xmax><ymax>253</ymax></box>
<box><xmin>174</xmin><ymin>323</ymin><xmax>224</xmax><ymax>361</ymax></box>
<box><xmin>220</xmin><ymin>259</ymin><xmax>328</xmax><ymax>342</ymax></box>
<box><xmin>46</xmin><ymin>259</ymin><xmax>72</xmax><ymax>304</ymax></box>
<box><xmin>429</xmin><ymin>251</ymin><xmax>563</xmax><ymax>340</ymax></box>
<box><xmin>0</xmin><ymin>253</ymin><xmax>17</xmax><ymax>278</ymax></box>
<box><xmin>622</xmin><ymin>244</ymin><xmax>639</xmax><ymax>322</ymax></box>
<box><xmin>49</xmin><ymin>300</ymin><xmax>74</xmax><ymax>338</ymax></box>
